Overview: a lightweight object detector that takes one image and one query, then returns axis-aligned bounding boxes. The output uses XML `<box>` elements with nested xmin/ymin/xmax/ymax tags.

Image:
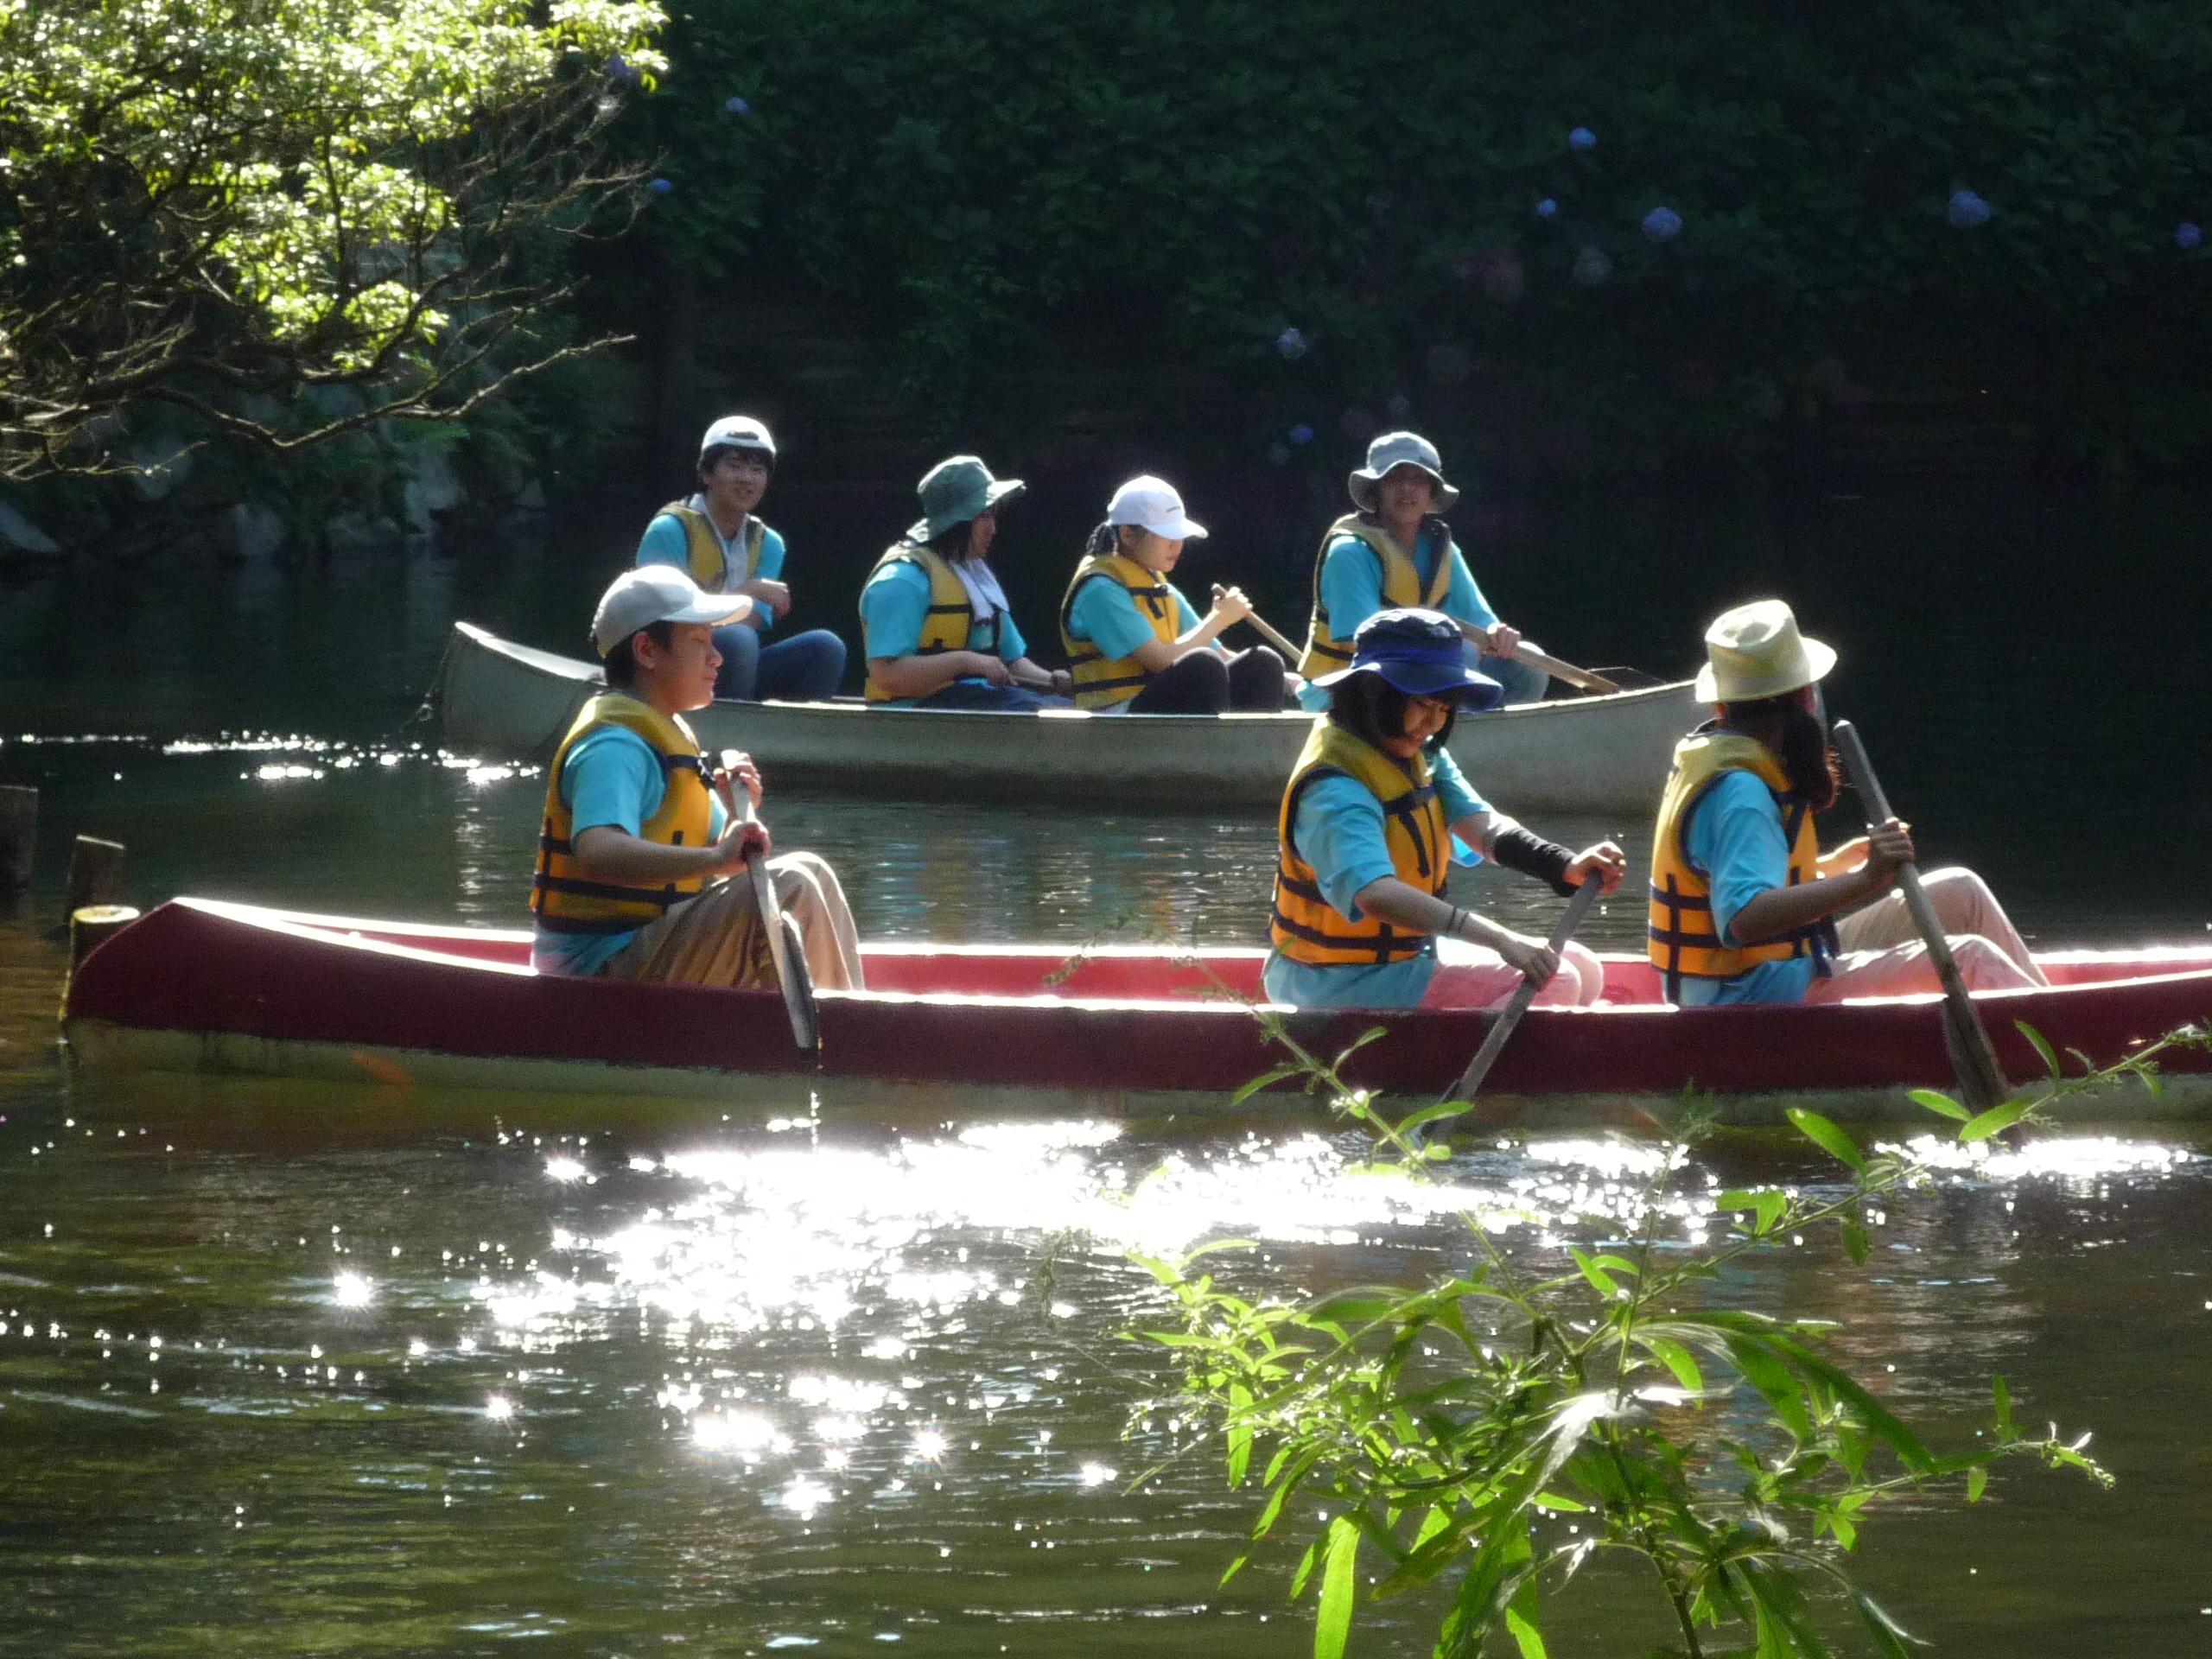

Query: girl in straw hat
<box><xmin>1646</xmin><ymin>599</ymin><xmax>2047</xmax><ymax>1006</ymax></box>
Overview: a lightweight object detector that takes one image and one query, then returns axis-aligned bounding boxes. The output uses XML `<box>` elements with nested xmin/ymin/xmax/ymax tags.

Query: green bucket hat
<box><xmin>906</xmin><ymin>454</ymin><xmax>1026</xmax><ymax>543</ymax></box>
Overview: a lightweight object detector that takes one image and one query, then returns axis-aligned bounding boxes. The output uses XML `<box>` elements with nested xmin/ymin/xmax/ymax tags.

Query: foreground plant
<box><xmin>1133</xmin><ymin>1021</ymin><xmax>2202</xmax><ymax>1659</ymax></box>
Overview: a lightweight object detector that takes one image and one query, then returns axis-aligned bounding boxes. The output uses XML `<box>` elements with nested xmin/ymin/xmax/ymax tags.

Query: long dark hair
<box><xmin>1328</xmin><ymin>672</ymin><xmax>1456</xmax><ymax>756</ymax></box>
<box><xmin>926</xmin><ymin>518</ymin><xmax>977</xmax><ymax>560</ymax></box>
<box><xmin>1723</xmin><ymin>692</ymin><xmax>1840</xmax><ymax>810</ymax></box>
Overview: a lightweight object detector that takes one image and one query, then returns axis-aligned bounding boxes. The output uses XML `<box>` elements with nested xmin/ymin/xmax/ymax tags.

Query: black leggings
<box><xmin>1124</xmin><ymin>645</ymin><xmax>1288</xmax><ymax>714</ymax></box>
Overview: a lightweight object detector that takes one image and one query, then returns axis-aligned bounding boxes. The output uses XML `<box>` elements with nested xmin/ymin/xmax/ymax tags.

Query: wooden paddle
<box><xmin>1829</xmin><ymin>721</ymin><xmax>2006</xmax><ymax>1112</ymax></box>
<box><xmin>716</xmin><ymin>749</ymin><xmax>819</xmax><ymax>1057</ymax></box>
<box><xmin>1227</xmin><ymin>594</ymin><xmax>1646</xmax><ymax>698</ymax></box>
<box><xmin>1436</xmin><ymin>876</ymin><xmax>1605</xmax><ymax>1111</ymax></box>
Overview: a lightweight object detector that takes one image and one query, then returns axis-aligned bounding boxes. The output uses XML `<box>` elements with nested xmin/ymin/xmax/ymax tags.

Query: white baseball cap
<box><xmin>1105</xmin><ymin>474</ymin><xmax>1207</xmax><ymax>540</ymax></box>
<box><xmin>697</xmin><ymin>414</ymin><xmax>777</xmax><ymax>461</ymax></box>
<box><xmin>591</xmin><ymin>567</ymin><xmax>753</xmax><ymax>657</ymax></box>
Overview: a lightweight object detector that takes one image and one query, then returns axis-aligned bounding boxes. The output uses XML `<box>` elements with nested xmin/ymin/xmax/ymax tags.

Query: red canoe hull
<box><xmin>60</xmin><ymin>899</ymin><xmax>2212</xmax><ymax>1122</ymax></box>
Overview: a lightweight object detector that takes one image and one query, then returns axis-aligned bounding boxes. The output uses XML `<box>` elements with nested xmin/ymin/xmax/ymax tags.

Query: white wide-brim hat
<box><xmin>592</xmin><ymin>566</ymin><xmax>752</xmax><ymax>657</ymax></box>
<box><xmin>1694</xmin><ymin>598</ymin><xmax>1838</xmax><ymax>702</ymax></box>
<box><xmin>1106</xmin><ymin>474</ymin><xmax>1208</xmax><ymax>540</ymax></box>
<box><xmin>1349</xmin><ymin>430</ymin><xmax>1461</xmax><ymax>513</ymax></box>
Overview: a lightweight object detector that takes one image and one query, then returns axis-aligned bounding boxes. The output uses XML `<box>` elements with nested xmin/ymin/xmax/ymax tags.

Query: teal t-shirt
<box><xmin>530</xmin><ymin>726</ymin><xmax>728</xmax><ymax>976</ymax></box>
<box><xmin>1297</xmin><ymin>526</ymin><xmax>1498</xmax><ymax>712</ymax></box>
<box><xmin>1671</xmin><ymin>769</ymin><xmax>1819</xmax><ymax>1007</ymax></box>
<box><xmin>1262</xmin><ymin>744</ymin><xmax>1492</xmax><ymax>1009</ymax></box>
<box><xmin>637</xmin><ymin>502</ymin><xmax>788</xmax><ymax>633</ymax></box>
<box><xmin>1065</xmin><ymin>575</ymin><xmax>1201</xmax><ymax>664</ymax></box>
<box><xmin>859</xmin><ymin>560</ymin><xmax>1028</xmax><ymax>704</ymax></box>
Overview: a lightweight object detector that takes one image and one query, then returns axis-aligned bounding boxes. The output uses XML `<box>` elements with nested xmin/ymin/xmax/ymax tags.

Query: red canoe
<box><xmin>60</xmin><ymin>899</ymin><xmax>2212</xmax><ymax>1123</ymax></box>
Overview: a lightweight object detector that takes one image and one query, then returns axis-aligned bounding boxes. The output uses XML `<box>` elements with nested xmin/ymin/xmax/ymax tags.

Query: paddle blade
<box><xmin>777</xmin><ymin>910</ymin><xmax>821</xmax><ymax>1056</ymax></box>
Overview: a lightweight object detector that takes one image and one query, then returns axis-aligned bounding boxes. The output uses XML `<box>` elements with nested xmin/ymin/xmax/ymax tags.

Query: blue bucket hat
<box><xmin>1311</xmin><ymin>608</ymin><xmax>1503</xmax><ymax>709</ymax></box>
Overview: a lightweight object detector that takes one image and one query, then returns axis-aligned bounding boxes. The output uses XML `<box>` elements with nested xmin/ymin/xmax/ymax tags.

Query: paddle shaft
<box><xmin>716</xmin><ymin>752</ymin><xmax>818</xmax><ymax>1055</ymax></box>
<box><xmin>1829</xmin><ymin>721</ymin><xmax>2006</xmax><ymax>1111</ymax></box>
<box><xmin>1231</xmin><ymin>603</ymin><xmax>1624</xmax><ymax>697</ymax></box>
<box><xmin>1440</xmin><ymin>876</ymin><xmax>1605</xmax><ymax>1107</ymax></box>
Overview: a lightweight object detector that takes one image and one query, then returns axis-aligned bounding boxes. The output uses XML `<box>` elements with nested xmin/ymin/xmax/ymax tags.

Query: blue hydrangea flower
<box><xmin>648</xmin><ymin>178</ymin><xmax>674</xmax><ymax>196</ymax></box>
<box><xmin>1288</xmin><ymin>423</ymin><xmax>1315</xmax><ymax>446</ymax></box>
<box><xmin>1535</xmin><ymin>198</ymin><xmax>1558</xmax><ymax>219</ymax></box>
<box><xmin>725</xmin><ymin>96</ymin><xmax>751</xmax><ymax>116</ymax></box>
<box><xmin>1568</xmin><ymin>127</ymin><xmax>1597</xmax><ymax>151</ymax></box>
<box><xmin>1642</xmin><ymin>206</ymin><xmax>1682</xmax><ymax>242</ymax></box>
<box><xmin>2178</xmin><ymin>222</ymin><xmax>2202</xmax><ymax>251</ymax></box>
<box><xmin>1275</xmin><ymin>327</ymin><xmax>1309</xmax><ymax>360</ymax></box>
<box><xmin>607</xmin><ymin>54</ymin><xmax>641</xmax><ymax>89</ymax></box>
<box><xmin>1947</xmin><ymin>189</ymin><xmax>1991</xmax><ymax>228</ymax></box>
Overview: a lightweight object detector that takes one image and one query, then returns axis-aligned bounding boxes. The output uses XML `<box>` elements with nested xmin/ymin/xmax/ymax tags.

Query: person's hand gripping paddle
<box><xmin>1414</xmin><ymin>877</ymin><xmax>1605</xmax><ymax>1145</ymax></box>
<box><xmin>1829</xmin><ymin>721</ymin><xmax>2006</xmax><ymax>1112</ymax></box>
<box><xmin>715</xmin><ymin>749</ymin><xmax>818</xmax><ymax>1058</ymax></box>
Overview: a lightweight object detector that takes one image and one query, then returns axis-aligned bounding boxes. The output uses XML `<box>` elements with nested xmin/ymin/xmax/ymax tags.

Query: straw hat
<box><xmin>1694</xmin><ymin>599</ymin><xmax>1838</xmax><ymax>702</ymax></box>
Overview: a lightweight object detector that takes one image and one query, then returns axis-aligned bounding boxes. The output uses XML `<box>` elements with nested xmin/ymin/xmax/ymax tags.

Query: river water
<box><xmin>2</xmin><ymin>482</ymin><xmax>2209</xmax><ymax>1655</ymax></box>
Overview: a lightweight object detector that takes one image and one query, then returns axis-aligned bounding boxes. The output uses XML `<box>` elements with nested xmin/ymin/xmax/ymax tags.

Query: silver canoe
<box><xmin>436</xmin><ymin>620</ymin><xmax>1698</xmax><ymax>810</ymax></box>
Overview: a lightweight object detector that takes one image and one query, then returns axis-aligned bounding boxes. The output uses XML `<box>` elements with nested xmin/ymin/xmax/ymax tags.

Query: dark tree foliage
<box><xmin>623</xmin><ymin>0</ymin><xmax>2212</xmax><ymax>472</ymax></box>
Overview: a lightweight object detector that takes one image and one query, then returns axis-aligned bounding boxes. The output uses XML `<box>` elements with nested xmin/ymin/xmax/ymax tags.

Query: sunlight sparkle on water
<box><xmin>544</xmin><ymin>1156</ymin><xmax>588</xmax><ymax>1183</ymax></box>
<box><xmin>331</xmin><ymin>1272</ymin><xmax>375</xmax><ymax>1308</ymax></box>
<box><xmin>485</xmin><ymin>1394</ymin><xmax>516</xmax><ymax>1421</ymax></box>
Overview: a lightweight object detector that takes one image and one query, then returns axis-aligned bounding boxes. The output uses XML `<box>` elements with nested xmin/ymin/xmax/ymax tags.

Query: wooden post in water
<box><xmin>65</xmin><ymin>836</ymin><xmax>126</xmax><ymax>914</ymax></box>
<box><xmin>0</xmin><ymin>785</ymin><xmax>35</xmax><ymax>890</ymax></box>
<box><xmin>69</xmin><ymin>905</ymin><xmax>140</xmax><ymax>969</ymax></box>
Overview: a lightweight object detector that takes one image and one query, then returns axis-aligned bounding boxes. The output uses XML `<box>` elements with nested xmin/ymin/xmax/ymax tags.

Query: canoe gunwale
<box><xmin>61</xmin><ymin>899</ymin><xmax>2212</xmax><ymax>1121</ymax></box>
<box><xmin>438</xmin><ymin>620</ymin><xmax>1700</xmax><ymax>810</ymax></box>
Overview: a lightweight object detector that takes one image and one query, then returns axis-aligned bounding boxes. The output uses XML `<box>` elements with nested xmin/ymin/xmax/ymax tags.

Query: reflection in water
<box><xmin>0</xmin><ymin>1043</ymin><xmax>2210</xmax><ymax>1653</ymax></box>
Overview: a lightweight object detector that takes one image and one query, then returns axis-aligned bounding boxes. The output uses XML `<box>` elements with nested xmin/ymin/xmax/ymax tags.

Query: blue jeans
<box><xmin>1465</xmin><ymin>640</ymin><xmax>1549</xmax><ymax>706</ymax></box>
<box><xmin>712</xmin><ymin>624</ymin><xmax>848</xmax><ymax>702</ymax></box>
<box><xmin>911</xmin><ymin>679</ymin><xmax>1073</xmax><ymax>712</ymax></box>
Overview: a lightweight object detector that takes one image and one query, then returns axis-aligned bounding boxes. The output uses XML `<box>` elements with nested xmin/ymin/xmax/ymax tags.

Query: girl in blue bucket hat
<box><xmin>857</xmin><ymin>455</ymin><xmax>1074</xmax><ymax>710</ymax></box>
<box><xmin>1266</xmin><ymin>608</ymin><xmax>1625</xmax><ymax>1010</ymax></box>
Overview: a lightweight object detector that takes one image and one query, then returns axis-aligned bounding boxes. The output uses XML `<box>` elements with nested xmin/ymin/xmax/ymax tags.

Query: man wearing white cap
<box><xmin>530</xmin><ymin>567</ymin><xmax>864</xmax><ymax>992</ymax></box>
<box><xmin>634</xmin><ymin>416</ymin><xmax>849</xmax><ymax>702</ymax></box>
<box><xmin>1646</xmin><ymin>599</ymin><xmax>2044</xmax><ymax>1006</ymax></box>
<box><xmin>1295</xmin><ymin>431</ymin><xmax>1548</xmax><ymax>709</ymax></box>
<box><xmin>1058</xmin><ymin>475</ymin><xmax>1293</xmax><ymax>713</ymax></box>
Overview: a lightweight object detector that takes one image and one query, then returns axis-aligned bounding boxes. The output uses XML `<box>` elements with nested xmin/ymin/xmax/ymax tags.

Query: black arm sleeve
<box><xmin>1491</xmin><ymin>824</ymin><xmax>1578</xmax><ymax>896</ymax></box>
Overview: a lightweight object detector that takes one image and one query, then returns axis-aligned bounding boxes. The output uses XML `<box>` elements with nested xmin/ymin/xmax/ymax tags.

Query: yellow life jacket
<box><xmin>657</xmin><ymin>499</ymin><xmax>766</xmax><ymax>592</ymax></box>
<box><xmin>1298</xmin><ymin>514</ymin><xmax>1455</xmax><ymax>678</ymax></box>
<box><xmin>1059</xmin><ymin>550</ymin><xmax>1180</xmax><ymax>709</ymax></box>
<box><xmin>1646</xmin><ymin>728</ymin><xmax>1838</xmax><ymax>999</ymax></box>
<box><xmin>861</xmin><ymin>542</ymin><xmax>1003</xmax><ymax>702</ymax></box>
<box><xmin>1270</xmin><ymin>720</ymin><xmax>1449</xmax><ymax>967</ymax></box>
<box><xmin>531</xmin><ymin>693</ymin><xmax>715</xmax><ymax>936</ymax></box>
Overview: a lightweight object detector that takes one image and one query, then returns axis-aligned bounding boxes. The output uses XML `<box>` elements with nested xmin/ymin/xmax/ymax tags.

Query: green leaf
<box><xmin>1961</xmin><ymin>1098</ymin><xmax>2034</xmax><ymax>1143</ymax></box>
<box><xmin>2015</xmin><ymin>1020</ymin><xmax>2062</xmax><ymax>1079</ymax></box>
<box><xmin>1966</xmin><ymin>1465</ymin><xmax>1988</xmax><ymax>1503</ymax></box>
<box><xmin>1786</xmin><ymin>1108</ymin><xmax>1864</xmax><ymax>1171</ymax></box>
<box><xmin>1637</xmin><ymin>1334</ymin><xmax>1706</xmax><ymax>1393</ymax></box>
<box><xmin>1234</xmin><ymin>1065</ymin><xmax>1301</xmax><ymax>1104</ymax></box>
<box><xmin>1714</xmin><ymin>1189</ymin><xmax>1789</xmax><ymax>1235</ymax></box>
<box><xmin>1908</xmin><ymin>1088</ymin><xmax>1971</xmax><ymax>1122</ymax></box>
<box><xmin>1568</xmin><ymin>1247</ymin><xmax>1622</xmax><ymax>1298</ymax></box>
<box><xmin>1314</xmin><ymin>1514</ymin><xmax>1360</xmax><ymax>1659</ymax></box>
<box><xmin>1504</xmin><ymin>1571</ymin><xmax>1549</xmax><ymax>1659</ymax></box>
<box><xmin>1847</xmin><ymin>1586</ymin><xmax>1920</xmax><ymax>1659</ymax></box>
<box><xmin>1840</xmin><ymin>1217</ymin><xmax>1870</xmax><ymax>1265</ymax></box>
